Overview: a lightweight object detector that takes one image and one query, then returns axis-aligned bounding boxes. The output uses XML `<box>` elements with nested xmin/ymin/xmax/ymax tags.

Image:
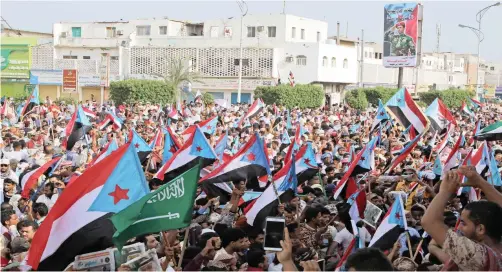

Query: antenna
<box><xmin>435</xmin><ymin>23</ymin><xmax>441</xmax><ymax>53</ymax></box>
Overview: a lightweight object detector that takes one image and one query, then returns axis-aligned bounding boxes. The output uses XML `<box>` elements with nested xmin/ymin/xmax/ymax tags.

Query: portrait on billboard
<box><xmin>383</xmin><ymin>3</ymin><xmax>420</xmax><ymax>67</ymax></box>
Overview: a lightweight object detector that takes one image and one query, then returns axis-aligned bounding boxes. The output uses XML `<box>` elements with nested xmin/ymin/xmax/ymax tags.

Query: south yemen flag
<box><xmin>425</xmin><ymin>98</ymin><xmax>456</xmax><ymax>132</ymax></box>
<box><xmin>475</xmin><ymin>121</ymin><xmax>502</xmax><ymax>141</ymax></box>
<box><xmin>369</xmin><ymin>194</ymin><xmax>408</xmax><ymax>250</ymax></box>
<box><xmin>385</xmin><ymin>88</ymin><xmax>428</xmax><ymax>134</ymax></box>
<box><xmin>64</xmin><ymin>105</ymin><xmax>91</xmax><ymax>151</ymax></box>
<box><xmin>20</xmin><ymin>85</ymin><xmax>40</xmax><ymax>116</ymax></box>
<box><xmin>26</xmin><ymin>142</ymin><xmax>149</xmax><ymax>270</ymax></box>
<box><xmin>111</xmin><ymin>163</ymin><xmax>201</xmax><ymax>249</ymax></box>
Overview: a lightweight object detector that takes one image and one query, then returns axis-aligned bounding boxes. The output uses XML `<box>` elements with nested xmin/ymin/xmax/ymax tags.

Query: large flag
<box><xmin>369</xmin><ymin>194</ymin><xmax>408</xmax><ymax>250</ymax></box>
<box><xmin>425</xmin><ymin>98</ymin><xmax>456</xmax><ymax>132</ymax></box>
<box><xmin>64</xmin><ymin>105</ymin><xmax>91</xmax><ymax>151</ymax></box>
<box><xmin>26</xmin><ymin>142</ymin><xmax>147</xmax><ymax>270</ymax></box>
<box><xmin>385</xmin><ymin>88</ymin><xmax>428</xmax><ymax>134</ymax></box>
<box><xmin>21</xmin><ymin>157</ymin><xmax>62</xmax><ymax>198</ymax></box>
<box><xmin>89</xmin><ymin>139</ymin><xmax>119</xmax><ymax>167</ymax></box>
<box><xmin>20</xmin><ymin>85</ymin><xmax>40</xmax><ymax>116</ymax></box>
<box><xmin>181</xmin><ymin>115</ymin><xmax>219</xmax><ymax>141</ymax></box>
<box><xmin>199</xmin><ymin>133</ymin><xmax>270</xmax><ymax>185</ymax></box>
<box><xmin>245</xmin><ymin>146</ymin><xmax>317</xmax><ymax>228</ymax></box>
<box><xmin>333</xmin><ymin>147</ymin><xmax>366</xmax><ymax>200</ymax></box>
<box><xmin>385</xmin><ymin>133</ymin><xmax>422</xmax><ymax>173</ymax></box>
<box><xmin>470</xmin><ymin>98</ymin><xmax>483</xmax><ymax>109</ymax></box>
<box><xmin>130</xmin><ymin>129</ymin><xmax>153</xmax><ymax>164</ymax></box>
<box><xmin>163</xmin><ymin>127</ymin><xmax>182</xmax><ymax>164</ymax></box>
<box><xmin>238</xmin><ymin>99</ymin><xmax>266</xmax><ymax>127</ymax></box>
<box><xmin>474</xmin><ymin>121</ymin><xmax>502</xmax><ymax>142</ymax></box>
<box><xmin>371</xmin><ymin>99</ymin><xmax>391</xmax><ymax>131</ymax></box>
<box><xmin>111</xmin><ymin>163</ymin><xmax>201</xmax><ymax>249</ymax></box>
<box><xmin>433</xmin><ymin>128</ymin><xmax>451</xmax><ymax>154</ymax></box>
<box><xmin>155</xmin><ymin>126</ymin><xmax>216</xmax><ymax>183</ymax></box>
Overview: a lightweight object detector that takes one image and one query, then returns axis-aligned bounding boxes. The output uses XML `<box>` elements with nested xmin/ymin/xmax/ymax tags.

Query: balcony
<box><xmin>56</xmin><ymin>37</ymin><xmax>127</xmax><ymax>48</ymax></box>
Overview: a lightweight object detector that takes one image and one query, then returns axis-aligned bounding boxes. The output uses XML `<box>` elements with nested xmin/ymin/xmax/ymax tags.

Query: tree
<box><xmin>156</xmin><ymin>58</ymin><xmax>204</xmax><ymax>101</ymax></box>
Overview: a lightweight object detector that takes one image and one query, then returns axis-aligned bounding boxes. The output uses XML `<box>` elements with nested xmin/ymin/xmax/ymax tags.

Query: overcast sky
<box><xmin>2</xmin><ymin>1</ymin><xmax>502</xmax><ymax>62</ymax></box>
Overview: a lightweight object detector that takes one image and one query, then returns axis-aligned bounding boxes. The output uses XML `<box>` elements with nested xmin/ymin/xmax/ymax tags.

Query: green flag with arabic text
<box><xmin>110</xmin><ymin>163</ymin><xmax>201</xmax><ymax>248</ymax></box>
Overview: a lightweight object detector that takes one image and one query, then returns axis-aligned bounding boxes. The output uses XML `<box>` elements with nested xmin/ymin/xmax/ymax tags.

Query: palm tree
<box><xmin>156</xmin><ymin>57</ymin><xmax>203</xmax><ymax>102</ymax></box>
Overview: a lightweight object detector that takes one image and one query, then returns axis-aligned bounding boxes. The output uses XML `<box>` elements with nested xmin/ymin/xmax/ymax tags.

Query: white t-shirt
<box><xmin>3</xmin><ymin>150</ymin><xmax>29</xmax><ymax>162</ymax></box>
<box><xmin>334</xmin><ymin>227</ymin><xmax>372</xmax><ymax>251</ymax></box>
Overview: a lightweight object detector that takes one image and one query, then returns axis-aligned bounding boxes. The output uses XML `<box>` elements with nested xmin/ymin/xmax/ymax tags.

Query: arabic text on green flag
<box><xmin>111</xmin><ymin>164</ymin><xmax>200</xmax><ymax>248</ymax></box>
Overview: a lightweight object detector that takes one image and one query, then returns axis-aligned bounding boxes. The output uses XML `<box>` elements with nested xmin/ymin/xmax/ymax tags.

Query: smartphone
<box><xmin>264</xmin><ymin>217</ymin><xmax>285</xmax><ymax>251</ymax></box>
<box><xmin>317</xmin><ymin>259</ymin><xmax>325</xmax><ymax>271</ymax></box>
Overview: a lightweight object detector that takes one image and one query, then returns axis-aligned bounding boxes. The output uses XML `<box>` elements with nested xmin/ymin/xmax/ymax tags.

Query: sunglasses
<box><xmin>0</xmin><ymin>164</ymin><xmax>8</xmax><ymax>167</ymax></box>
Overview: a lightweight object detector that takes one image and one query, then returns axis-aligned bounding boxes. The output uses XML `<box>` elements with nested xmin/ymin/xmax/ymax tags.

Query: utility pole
<box><xmin>397</xmin><ymin>67</ymin><xmax>404</xmax><ymax>89</ymax></box>
<box><xmin>359</xmin><ymin>29</ymin><xmax>364</xmax><ymax>88</ymax></box>
<box><xmin>236</xmin><ymin>0</ymin><xmax>248</xmax><ymax>103</ymax></box>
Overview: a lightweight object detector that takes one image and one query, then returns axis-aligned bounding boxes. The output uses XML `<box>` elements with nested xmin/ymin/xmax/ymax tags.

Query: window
<box><xmin>379</xmin><ymin>53</ymin><xmax>382</xmax><ymax>59</ymax></box>
<box><xmin>317</xmin><ymin>31</ymin><xmax>321</xmax><ymax>42</ymax></box>
<box><xmin>364</xmin><ymin>52</ymin><xmax>368</xmax><ymax>58</ymax></box>
<box><xmin>292</xmin><ymin>27</ymin><xmax>296</xmax><ymax>38</ymax></box>
<box><xmin>301</xmin><ymin>29</ymin><xmax>305</xmax><ymax>39</ymax></box>
<box><xmin>343</xmin><ymin>58</ymin><xmax>348</xmax><ymax>68</ymax></box>
<box><xmin>83</xmin><ymin>56</ymin><xmax>91</xmax><ymax>60</ymax></box>
<box><xmin>296</xmin><ymin>55</ymin><xmax>307</xmax><ymax>66</ymax></box>
<box><xmin>448</xmin><ymin>76</ymin><xmax>453</xmax><ymax>82</ymax></box>
<box><xmin>268</xmin><ymin>26</ymin><xmax>276</xmax><ymax>38</ymax></box>
<box><xmin>322</xmin><ymin>56</ymin><xmax>328</xmax><ymax>67</ymax></box>
<box><xmin>63</xmin><ymin>55</ymin><xmax>78</xmax><ymax>59</ymax></box>
<box><xmin>159</xmin><ymin>26</ymin><xmax>167</xmax><ymax>35</ymax></box>
<box><xmin>331</xmin><ymin>57</ymin><xmax>336</xmax><ymax>67</ymax></box>
<box><xmin>111</xmin><ymin>56</ymin><xmax>119</xmax><ymax>61</ymax></box>
<box><xmin>210</xmin><ymin>26</ymin><xmax>219</xmax><ymax>38</ymax></box>
<box><xmin>247</xmin><ymin>27</ymin><xmax>256</xmax><ymax>37</ymax></box>
<box><xmin>136</xmin><ymin>25</ymin><xmax>151</xmax><ymax>36</ymax></box>
<box><xmin>106</xmin><ymin>27</ymin><xmax>116</xmax><ymax>38</ymax></box>
<box><xmin>71</xmin><ymin>27</ymin><xmax>81</xmax><ymax>37</ymax></box>
<box><xmin>234</xmin><ymin>59</ymin><xmax>250</xmax><ymax>66</ymax></box>
<box><xmin>491</xmin><ymin>66</ymin><xmax>495</xmax><ymax>71</ymax></box>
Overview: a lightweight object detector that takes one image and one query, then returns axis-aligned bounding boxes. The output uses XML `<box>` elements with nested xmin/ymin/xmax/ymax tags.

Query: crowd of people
<box><xmin>1</xmin><ymin>93</ymin><xmax>502</xmax><ymax>271</ymax></box>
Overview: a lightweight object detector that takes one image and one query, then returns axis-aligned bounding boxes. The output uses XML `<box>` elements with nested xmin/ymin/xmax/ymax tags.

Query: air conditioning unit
<box><xmin>286</xmin><ymin>56</ymin><xmax>294</xmax><ymax>63</ymax></box>
<box><xmin>60</xmin><ymin>32</ymin><xmax>67</xmax><ymax>38</ymax></box>
<box><xmin>257</xmin><ymin>26</ymin><xmax>264</xmax><ymax>32</ymax></box>
<box><xmin>117</xmin><ymin>30</ymin><xmax>124</xmax><ymax>36</ymax></box>
<box><xmin>121</xmin><ymin>41</ymin><xmax>129</xmax><ymax>47</ymax></box>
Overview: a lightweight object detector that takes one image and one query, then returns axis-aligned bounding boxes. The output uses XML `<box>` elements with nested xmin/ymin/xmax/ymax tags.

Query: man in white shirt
<box><xmin>36</xmin><ymin>183</ymin><xmax>59</xmax><ymax>210</ymax></box>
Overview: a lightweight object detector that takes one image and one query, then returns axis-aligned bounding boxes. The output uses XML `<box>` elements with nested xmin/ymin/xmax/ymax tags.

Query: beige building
<box><xmin>1</xmin><ymin>26</ymin><xmax>53</xmax><ymax>38</ymax></box>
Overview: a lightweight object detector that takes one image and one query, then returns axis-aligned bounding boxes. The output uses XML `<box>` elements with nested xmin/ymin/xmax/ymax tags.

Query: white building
<box><xmin>43</xmin><ymin>14</ymin><xmax>358</xmax><ymax>104</ymax></box>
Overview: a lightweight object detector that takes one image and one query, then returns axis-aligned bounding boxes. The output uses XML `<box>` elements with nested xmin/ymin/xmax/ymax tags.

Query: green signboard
<box><xmin>1</xmin><ymin>44</ymin><xmax>30</xmax><ymax>79</ymax></box>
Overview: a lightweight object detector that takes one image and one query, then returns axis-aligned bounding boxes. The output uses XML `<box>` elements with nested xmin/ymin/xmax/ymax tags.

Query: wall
<box><xmin>284</xmin><ymin>15</ymin><xmax>327</xmax><ymax>44</ymax></box>
<box><xmin>317</xmin><ymin>42</ymin><xmax>357</xmax><ymax>83</ymax></box>
<box><xmin>39</xmin><ymin>85</ymin><xmax>58</xmax><ymax>100</ymax></box>
<box><xmin>54</xmin><ymin>47</ymin><xmax>119</xmax><ymax>60</ymax></box>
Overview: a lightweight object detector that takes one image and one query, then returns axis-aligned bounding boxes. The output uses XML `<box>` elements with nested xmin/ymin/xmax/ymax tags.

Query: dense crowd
<box><xmin>1</xmin><ymin>94</ymin><xmax>502</xmax><ymax>271</ymax></box>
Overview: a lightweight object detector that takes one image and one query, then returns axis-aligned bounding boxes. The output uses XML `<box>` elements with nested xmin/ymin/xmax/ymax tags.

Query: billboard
<box><xmin>30</xmin><ymin>70</ymin><xmax>63</xmax><ymax>85</ymax></box>
<box><xmin>383</xmin><ymin>3</ymin><xmax>422</xmax><ymax>68</ymax></box>
<box><xmin>78</xmin><ymin>74</ymin><xmax>101</xmax><ymax>87</ymax></box>
<box><xmin>1</xmin><ymin>44</ymin><xmax>30</xmax><ymax>79</ymax></box>
<box><xmin>99</xmin><ymin>53</ymin><xmax>110</xmax><ymax>87</ymax></box>
<box><xmin>63</xmin><ymin>69</ymin><xmax>78</xmax><ymax>93</ymax></box>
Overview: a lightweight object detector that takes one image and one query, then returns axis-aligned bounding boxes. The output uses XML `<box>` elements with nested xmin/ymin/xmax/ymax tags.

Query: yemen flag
<box><xmin>347</xmin><ymin>189</ymin><xmax>367</xmax><ymax>222</ymax></box>
<box><xmin>469</xmin><ymin>120</ymin><xmax>481</xmax><ymax>145</ymax></box>
<box><xmin>474</xmin><ymin>121</ymin><xmax>502</xmax><ymax>141</ymax></box>
<box><xmin>154</xmin><ymin>126</ymin><xmax>216</xmax><ymax>183</ymax></box>
<box><xmin>168</xmin><ymin>107</ymin><xmax>180</xmax><ymax>120</ymax></box>
<box><xmin>26</xmin><ymin>142</ymin><xmax>147</xmax><ymax>270</ymax></box>
<box><xmin>470</xmin><ymin>98</ymin><xmax>483</xmax><ymax>109</ymax></box>
<box><xmin>163</xmin><ymin>127</ymin><xmax>182</xmax><ymax>164</ymax></box>
<box><xmin>369</xmin><ymin>194</ymin><xmax>408</xmax><ymax>250</ymax></box>
<box><xmin>21</xmin><ymin>157</ymin><xmax>62</xmax><ymax>198</ymax></box>
<box><xmin>199</xmin><ymin>133</ymin><xmax>270</xmax><ymax>185</ymax></box>
<box><xmin>371</xmin><ymin>99</ymin><xmax>391</xmax><ymax>132</ymax></box>
<box><xmin>425</xmin><ymin>98</ymin><xmax>456</xmax><ymax>132</ymax></box>
<box><xmin>64</xmin><ymin>105</ymin><xmax>92</xmax><ymax>151</ymax></box>
<box><xmin>181</xmin><ymin>115</ymin><xmax>219</xmax><ymax>141</ymax></box>
<box><xmin>245</xmin><ymin>144</ymin><xmax>317</xmax><ymax>228</ymax></box>
<box><xmin>20</xmin><ymin>85</ymin><xmax>40</xmax><ymax>116</ymax></box>
<box><xmin>461</xmin><ymin>101</ymin><xmax>475</xmax><ymax>118</ymax></box>
<box><xmin>111</xmin><ymin>163</ymin><xmax>201</xmax><ymax>249</ymax></box>
<box><xmin>284</xmin><ymin>124</ymin><xmax>301</xmax><ymax>165</ymax></box>
<box><xmin>432</xmin><ymin>128</ymin><xmax>451</xmax><ymax>154</ymax></box>
<box><xmin>385</xmin><ymin>88</ymin><xmax>428</xmax><ymax>134</ymax></box>
<box><xmin>238</xmin><ymin>99</ymin><xmax>265</xmax><ymax>127</ymax></box>
<box><xmin>98</xmin><ymin>113</ymin><xmax>122</xmax><ymax>131</ymax></box>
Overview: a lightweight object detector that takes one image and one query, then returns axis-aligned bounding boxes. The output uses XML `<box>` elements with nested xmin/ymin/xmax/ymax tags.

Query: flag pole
<box><xmin>406</xmin><ymin>232</ymin><xmax>413</xmax><ymax>258</ymax></box>
<box><xmin>413</xmin><ymin>238</ymin><xmax>424</xmax><ymax>261</ymax></box>
<box><xmin>177</xmin><ymin>227</ymin><xmax>190</xmax><ymax>269</ymax></box>
<box><xmin>270</xmin><ymin>175</ymin><xmax>281</xmax><ymax>205</ymax></box>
